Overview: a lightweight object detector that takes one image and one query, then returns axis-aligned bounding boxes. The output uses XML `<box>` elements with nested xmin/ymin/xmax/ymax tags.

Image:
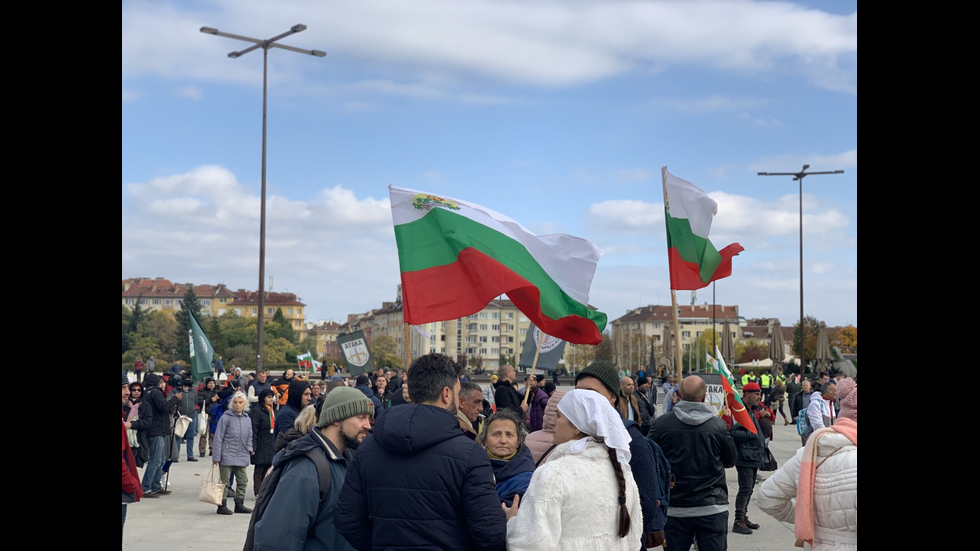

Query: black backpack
<box><xmin>242</xmin><ymin>446</ymin><xmax>332</xmax><ymax>551</ymax></box>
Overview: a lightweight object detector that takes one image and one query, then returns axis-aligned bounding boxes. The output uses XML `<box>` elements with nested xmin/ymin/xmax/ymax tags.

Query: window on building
<box><xmin>219</xmin><ymin>298</ymin><xmax>226</xmax><ymax>303</ymax></box>
<box><xmin>467</xmin><ymin>324</ymin><xmax>478</xmax><ymax>331</ymax></box>
<box><xmin>682</xmin><ymin>331</ymin><xmax>691</xmax><ymax>338</ymax></box>
<box><xmin>252</xmin><ymin>308</ymin><xmax>257</xmax><ymax>315</ymax></box>
<box><xmin>480</xmin><ymin>348</ymin><xmax>487</xmax><ymax>354</ymax></box>
<box><xmin>492</xmin><ymin>336</ymin><xmax>500</xmax><ymax>342</ymax></box>
<box><xmin>480</xmin><ymin>336</ymin><xmax>487</xmax><ymax>342</ymax></box>
<box><xmin>491</xmin><ymin>324</ymin><xmax>499</xmax><ymax>331</ymax></box>
<box><xmin>152</xmin><ymin>299</ymin><xmax>160</xmax><ymax>305</ymax></box>
<box><xmin>297</xmin><ymin>308</ymin><xmax>302</xmax><ymax>315</ymax></box>
<box><xmin>164</xmin><ymin>299</ymin><xmax>172</xmax><ymax>306</ymax></box>
<box><xmin>440</xmin><ymin>322</ymin><xmax>446</xmax><ymax>329</ymax></box>
<box><xmin>467</xmin><ymin>336</ymin><xmax>476</xmax><ymax>343</ymax></box>
<box><xmin>505</xmin><ymin>312</ymin><xmax>514</xmax><ymax>319</ymax></box>
<box><xmin>202</xmin><ymin>299</ymin><xmax>211</xmax><ymax>306</ymax></box>
<box><xmin>441</xmin><ymin>335</ymin><xmax>446</xmax><ymax>341</ymax></box>
<box><xmin>218</xmin><ymin>308</ymin><xmax>226</xmax><ymax>315</ymax></box>
<box><xmin>520</xmin><ymin>328</ymin><xmax>528</xmax><ymax>335</ymax></box>
<box><xmin>479</xmin><ymin>312</ymin><xmax>487</xmax><ymax>319</ymax></box>
<box><xmin>294</xmin><ymin>321</ymin><xmax>300</xmax><ymax>328</ymax></box>
<box><xmin>140</xmin><ymin>299</ymin><xmax>148</xmax><ymax>305</ymax></box>
<box><xmin>506</xmin><ymin>325</ymin><xmax>514</xmax><ymax>331</ymax></box>
<box><xmin>492</xmin><ymin>312</ymin><xmax>499</xmax><ymax>319</ymax></box>
<box><xmin>440</xmin><ymin>347</ymin><xmax>445</xmax><ymax>353</ymax></box>
<box><xmin>125</xmin><ymin>298</ymin><xmax>134</xmax><ymax>305</ymax></box>
<box><xmin>696</xmin><ymin>331</ymin><xmax>703</xmax><ymax>337</ymax></box>
<box><xmin>467</xmin><ymin>348</ymin><xmax>476</xmax><ymax>354</ymax></box>
<box><xmin>267</xmin><ymin>308</ymin><xmax>274</xmax><ymax>315</ymax></box>
<box><xmin>234</xmin><ymin>308</ymin><xmax>242</xmax><ymax>315</ymax></box>
<box><xmin>176</xmin><ymin>299</ymin><xmax>182</xmax><ymax>305</ymax></box>
<box><xmin>287</xmin><ymin>308</ymin><xmax>293</xmax><ymax>315</ymax></box>
<box><xmin>491</xmin><ymin>348</ymin><xmax>498</xmax><ymax>354</ymax></box>
<box><xmin>467</xmin><ymin>314</ymin><xmax>478</xmax><ymax>320</ymax></box>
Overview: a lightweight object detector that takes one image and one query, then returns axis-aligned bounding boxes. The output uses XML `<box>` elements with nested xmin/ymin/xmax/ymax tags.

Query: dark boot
<box><xmin>234</xmin><ymin>499</ymin><xmax>252</xmax><ymax>514</ymax></box>
<box><xmin>216</xmin><ymin>500</ymin><xmax>233</xmax><ymax>515</ymax></box>
<box><xmin>744</xmin><ymin>517</ymin><xmax>761</xmax><ymax>530</ymax></box>
<box><xmin>732</xmin><ymin>519</ymin><xmax>753</xmax><ymax>535</ymax></box>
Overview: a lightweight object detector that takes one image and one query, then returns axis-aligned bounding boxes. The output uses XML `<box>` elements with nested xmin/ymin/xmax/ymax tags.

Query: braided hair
<box><xmin>607</xmin><ymin>445</ymin><xmax>631</xmax><ymax>538</ymax></box>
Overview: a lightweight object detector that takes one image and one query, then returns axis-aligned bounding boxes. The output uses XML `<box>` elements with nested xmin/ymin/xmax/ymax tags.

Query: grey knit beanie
<box><xmin>318</xmin><ymin>387</ymin><xmax>375</xmax><ymax>428</ymax></box>
<box><xmin>575</xmin><ymin>361</ymin><xmax>621</xmax><ymax>406</ymax></box>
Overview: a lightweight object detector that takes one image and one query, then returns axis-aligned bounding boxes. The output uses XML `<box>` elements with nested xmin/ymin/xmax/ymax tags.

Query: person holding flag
<box><xmin>706</xmin><ymin>350</ymin><xmax>757</xmax><ymax>435</ymax></box>
<box><xmin>729</xmin><ymin>382</ymin><xmax>767</xmax><ymax>536</ymax></box>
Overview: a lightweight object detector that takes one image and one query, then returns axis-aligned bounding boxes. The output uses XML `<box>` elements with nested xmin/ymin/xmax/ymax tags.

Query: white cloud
<box><xmin>122</xmin><ymin>165</ymin><xmax>401</xmax><ymax>324</ymax></box>
<box><xmin>175</xmin><ymin>86</ymin><xmax>203</xmax><ymax>100</ymax></box>
<box><xmin>751</xmin><ymin>148</ymin><xmax>857</xmax><ymax>173</ymax></box>
<box><xmin>122</xmin><ymin>1</ymin><xmax>857</xmax><ymax>95</ymax></box>
<box><xmin>422</xmin><ymin>170</ymin><xmax>442</xmax><ymax>180</ymax></box>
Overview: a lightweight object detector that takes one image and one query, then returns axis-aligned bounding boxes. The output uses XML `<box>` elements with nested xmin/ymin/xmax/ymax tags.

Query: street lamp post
<box><xmin>757</xmin><ymin>165</ymin><xmax>844</xmax><ymax>373</ymax></box>
<box><xmin>201</xmin><ymin>25</ymin><xmax>325</xmax><ymax>371</ymax></box>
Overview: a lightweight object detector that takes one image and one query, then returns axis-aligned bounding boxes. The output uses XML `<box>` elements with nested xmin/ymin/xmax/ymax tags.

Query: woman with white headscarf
<box><xmin>503</xmin><ymin>389</ymin><xmax>643</xmax><ymax>551</ymax></box>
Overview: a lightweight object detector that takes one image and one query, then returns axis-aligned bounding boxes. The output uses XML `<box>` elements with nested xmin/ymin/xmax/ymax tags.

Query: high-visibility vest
<box><xmin>741</xmin><ymin>373</ymin><xmax>751</xmax><ymax>386</ymax></box>
<box><xmin>760</xmin><ymin>374</ymin><xmax>772</xmax><ymax>388</ymax></box>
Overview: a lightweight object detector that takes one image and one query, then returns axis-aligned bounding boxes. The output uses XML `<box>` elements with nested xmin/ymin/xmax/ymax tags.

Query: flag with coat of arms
<box><xmin>706</xmin><ymin>347</ymin><xmax>757</xmax><ymax>434</ymax></box>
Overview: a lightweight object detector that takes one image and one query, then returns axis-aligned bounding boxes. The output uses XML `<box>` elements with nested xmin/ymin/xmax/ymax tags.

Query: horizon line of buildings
<box><xmin>123</xmin><ymin>276</ymin><xmax>844</xmax><ymax>371</ymax></box>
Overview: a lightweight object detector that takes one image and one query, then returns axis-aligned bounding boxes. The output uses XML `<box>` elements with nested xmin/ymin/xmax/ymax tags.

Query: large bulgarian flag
<box><xmin>390</xmin><ymin>185</ymin><xmax>607</xmax><ymax>345</ymax></box>
<box><xmin>663</xmin><ymin>168</ymin><xmax>744</xmax><ymax>290</ymax></box>
<box><xmin>707</xmin><ymin>348</ymin><xmax>757</xmax><ymax>434</ymax></box>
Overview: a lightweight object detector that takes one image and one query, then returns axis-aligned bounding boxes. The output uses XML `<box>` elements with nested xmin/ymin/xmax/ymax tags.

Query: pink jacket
<box><xmin>524</xmin><ymin>390</ymin><xmax>566</xmax><ymax>466</ymax></box>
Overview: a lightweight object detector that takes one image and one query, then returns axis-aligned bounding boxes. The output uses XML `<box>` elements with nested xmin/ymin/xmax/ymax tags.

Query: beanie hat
<box><xmin>318</xmin><ymin>387</ymin><xmax>374</xmax><ymax>428</ymax></box>
<box><xmin>535</xmin><ymin>374</ymin><xmax>546</xmax><ymax>383</ymax></box>
<box><xmin>122</xmin><ymin>375</ymin><xmax>130</xmax><ymax>387</ymax></box>
<box><xmin>575</xmin><ymin>361</ymin><xmax>621</xmax><ymax>406</ymax></box>
<box><xmin>490</xmin><ymin>374</ymin><xmax>498</xmax><ymax>382</ymax></box>
<box><xmin>742</xmin><ymin>382</ymin><xmax>762</xmax><ymax>392</ymax></box>
<box><xmin>355</xmin><ymin>374</ymin><xmax>370</xmax><ymax>386</ymax></box>
<box><xmin>837</xmin><ymin>378</ymin><xmax>857</xmax><ymax>421</ymax></box>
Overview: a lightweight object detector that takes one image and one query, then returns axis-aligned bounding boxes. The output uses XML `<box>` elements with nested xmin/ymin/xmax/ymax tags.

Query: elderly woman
<box><xmin>249</xmin><ymin>389</ymin><xmax>277</xmax><ymax>497</ymax></box>
<box><xmin>212</xmin><ymin>391</ymin><xmax>253</xmax><ymax>515</ymax></box>
<box><xmin>504</xmin><ymin>389</ymin><xmax>643</xmax><ymax>551</ymax></box>
<box><xmin>478</xmin><ymin>409</ymin><xmax>535</xmax><ymax>507</ymax></box>
<box><xmin>757</xmin><ymin>379</ymin><xmax>857</xmax><ymax>550</ymax></box>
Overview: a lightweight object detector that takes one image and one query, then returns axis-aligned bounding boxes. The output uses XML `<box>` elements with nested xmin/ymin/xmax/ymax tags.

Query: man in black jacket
<box><xmin>335</xmin><ymin>353</ymin><xmax>506</xmax><ymax>551</ymax></box>
<box><xmin>730</xmin><ymin>382</ymin><xmax>766</xmax><ymax>535</ymax></box>
<box><xmin>140</xmin><ymin>373</ymin><xmax>180</xmax><ymax>496</ymax></box>
<box><xmin>493</xmin><ymin>364</ymin><xmax>527</xmax><ymax>419</ymax></box>
<box><xmin>651</xmin><ymin>376</ymin><xmax>736</xmax><ymax>551</ymax></box>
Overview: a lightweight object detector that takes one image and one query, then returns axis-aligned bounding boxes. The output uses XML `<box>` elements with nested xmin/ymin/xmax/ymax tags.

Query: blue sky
<box><xmin>122</xmin><ymin>0</ymin><xmax>857</xmax><ymax>329</ymax></box>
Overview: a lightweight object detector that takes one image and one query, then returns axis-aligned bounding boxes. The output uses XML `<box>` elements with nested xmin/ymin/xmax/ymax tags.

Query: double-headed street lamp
<box><xmin>201</xmin><ymin>24</ymin><xmax>325</xmax><ymax>371</ymax></box>
<box><xmin>757</xmin><ymin>165</ymin><xmax>844</xmax><ymax>373</ymax></box>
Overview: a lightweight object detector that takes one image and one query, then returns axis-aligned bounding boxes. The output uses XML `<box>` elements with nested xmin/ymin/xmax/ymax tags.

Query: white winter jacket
<box><xmin>506</xmin><ymin>438</ymin><xmax>643</xmax><ymax>551</ymax></box>
<box><xmin>756</xmin><ymin>431</ymin><xmax>857</xmax><ymax>551</ymax></box>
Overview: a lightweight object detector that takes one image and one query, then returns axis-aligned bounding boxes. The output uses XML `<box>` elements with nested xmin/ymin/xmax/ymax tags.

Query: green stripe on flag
<box><xmin>665</xmin><ymin>212</ymin><xmax>724</xmax><ymax>284</ymax></box>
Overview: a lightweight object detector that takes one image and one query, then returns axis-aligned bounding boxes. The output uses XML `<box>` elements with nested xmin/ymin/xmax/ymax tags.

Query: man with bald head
<box><xmin>618</xmin><ymin>376</ymin><xmax>643</xmax><ymax>430</ymax></box>
<box><xmin>650</xmin><ymin>376</ymin><xmax>737</xmax><ymax>551</ymax></box>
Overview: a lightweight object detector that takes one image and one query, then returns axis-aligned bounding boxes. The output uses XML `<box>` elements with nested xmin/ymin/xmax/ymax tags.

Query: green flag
<box><xmin>188</xmin><ymin>311</ymin><xmax>215</xmax><ymax>382</ymax></box>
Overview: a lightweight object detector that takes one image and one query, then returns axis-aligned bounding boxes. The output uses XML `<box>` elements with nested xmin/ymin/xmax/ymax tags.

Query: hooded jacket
<box><xmin>253</xmin><ymin>429</ymin><xmax>355</xmax><ymax>551</ymax></box>
<box><xmin>142</xmin><ymin>374</ymin><xmax>178</xmax><ymax>437</ymax></box>
<box><xmin>489</xmin><ymin>444</ymin><xmax>535</xmax><ymax>507</ymax></box>
<box><xmin>275</xmin><ymin>380</ymin><xmax>310</xmax><ymax>442</ymax></box>
<box><xmin>355</xmin><ymin>384</ymin><xmax>383</xmax><ymax>411</ymax></box>
<box><xmin>334</xmin><ymin>404</ymin><xmax>507</xmax><ymax>551</ymax></box>
<box><xmin>250</xmin><ymin>400</ymin><xmax>276</xmax><ymax>466</ymax></box>
<box><xmin>650</xmin><ymin>401</ymin><xmax>736</xmax><ymax>515</ymax></box>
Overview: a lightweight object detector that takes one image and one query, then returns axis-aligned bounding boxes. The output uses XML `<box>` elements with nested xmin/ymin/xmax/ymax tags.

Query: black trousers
<box><xmin>665</xmin><ymin>511</ymin><xmax>729</xmax><ymax>551</ymax></box>
<box><xmin>734</xmin><ymin>466</ymin><xmax>758</xmax><ymax>520</ymax></box>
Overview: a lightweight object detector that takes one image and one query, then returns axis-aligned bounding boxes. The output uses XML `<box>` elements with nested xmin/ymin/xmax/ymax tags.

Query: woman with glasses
<box><xmin>125</xmin><ymin>382</ymin><xmax>153</xmax><ymax>469</ymax></box>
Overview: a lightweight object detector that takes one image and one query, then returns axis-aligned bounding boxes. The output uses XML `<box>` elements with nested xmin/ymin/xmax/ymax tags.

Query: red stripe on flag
<box><xmin>401</xmin><ymin>247</ymin><xmax>603</xmax><ymax>345</ymax></box>
<box><xmin>719</xmin><ymin>375</ymin><xmax>758</xmax><ymax>434</ymax></box>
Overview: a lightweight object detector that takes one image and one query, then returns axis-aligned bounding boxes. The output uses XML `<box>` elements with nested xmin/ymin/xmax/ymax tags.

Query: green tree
<box><xmin>791</xmin><ymin>315</ymin><xmax>822</xmax><ymax>372</ymax></box>
<box><xmin>594</xmin><ymin>332</ymin><xmax>613</xmax><ymax>362</ymax></box>
<box><xmin>371</xmin><ymin>334</ymin><xmax>403</xmax><ymax>369</ymax></box>
<box><xmin>174</xmin><ymin>287</ymin><xmax>204</xmax><ymax>362</ymax></box>
<box><xmin>122</xmin><ymin>305</ymin><xmax>133</xmax><ymax>354</ymax></box>
<box><xmin>270</xmin><ymin>307</ymin><xmax>297</xmax><ymax>343</ymax></box>
<box><xmin>736</xmin><ymin>339</ymin><xmax>768</xmax><ymax>364</ymax></box>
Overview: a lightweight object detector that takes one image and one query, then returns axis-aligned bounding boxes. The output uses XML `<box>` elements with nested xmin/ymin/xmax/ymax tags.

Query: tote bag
<box><xmin>198</xmin><ymin>464</ymin><xmax>226</xmax><ymax>506</ymax></box>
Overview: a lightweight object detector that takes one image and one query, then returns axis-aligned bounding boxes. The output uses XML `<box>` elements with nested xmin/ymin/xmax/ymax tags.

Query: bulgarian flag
<box><xmin>390</xmin><ymin>185</ymin><xmax>607</xmax><ymax>345</ymax></box>
<box><xmin>663</xmin><ymin>168</ymin><xmax>744</xmax><ymax>290</ymax></box>
<box><xmin>296</xmin><ymin>351</ymin><xmax>313</xmax><ymax>371</ymax></box>
<box><xmin>707</xmin><ymin>348</ymin><xmax>757</xmax><ymax>434</ymax></box>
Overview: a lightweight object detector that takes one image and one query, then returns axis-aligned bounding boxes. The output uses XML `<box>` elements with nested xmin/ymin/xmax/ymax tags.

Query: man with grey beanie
<box><xmin>251</xmin><ymin>387</ymin><xmax>374</xmax><ymax>551</ymax></box>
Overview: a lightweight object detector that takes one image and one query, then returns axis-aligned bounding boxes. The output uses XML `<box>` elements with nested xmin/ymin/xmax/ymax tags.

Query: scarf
<box><xmin>795</xmin><ymin>417</ymin><xmax>857</xmax><ymax>547</ymax></box>
<box><xmin>557</xmin><ymin>389</ymin><xmax>632</xmax><ymax>472</ymax></box>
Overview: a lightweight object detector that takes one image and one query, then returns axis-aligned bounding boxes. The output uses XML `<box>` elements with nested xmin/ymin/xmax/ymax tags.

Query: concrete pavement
<box><xmin>123</xmin><ymin>390</ymin><xmax>804</xmax><ymax>551</ymax></box>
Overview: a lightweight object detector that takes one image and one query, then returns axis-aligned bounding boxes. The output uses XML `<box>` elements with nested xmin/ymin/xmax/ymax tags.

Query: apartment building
<box><xmin>610</xmin><ymin>303</ymin><xmax>741</xmax><ymax>372</ymax></box>
<box><xmin>122</xmin><ymin>277</ymin><xmax>307</xmax><ymax>338</ymax></box>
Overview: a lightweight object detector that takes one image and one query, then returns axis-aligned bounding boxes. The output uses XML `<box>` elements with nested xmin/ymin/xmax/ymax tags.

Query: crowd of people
<box><xmin>122</xmin><ymin>355</ymin><xmax>856</xmax><ymax>550</ymax></box>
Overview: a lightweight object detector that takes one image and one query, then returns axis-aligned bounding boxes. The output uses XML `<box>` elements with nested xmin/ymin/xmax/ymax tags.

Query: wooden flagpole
<box><xmin>525</xmin><ymin>329</ymin><xmax>545</xmax><ymax>403</ymax></box>
<box><xmin>663</xmin><ymin>167</ymin><xmax>684</xmax><ymax>380</ymax></box>
<box><xmin>404</xmin><ymin>319</ymin><xmax>412</xmax><ymax>372</ymax></box>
